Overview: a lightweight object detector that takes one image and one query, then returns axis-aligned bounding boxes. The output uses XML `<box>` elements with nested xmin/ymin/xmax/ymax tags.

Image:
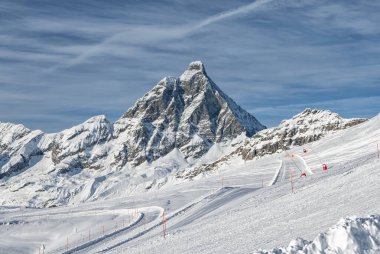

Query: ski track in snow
<box><xmin>96</xmin><ymin>187</ymin><xmax>256</xmax><ymax>253</ymax></box>
<box><xmin>59</xmin><ymin>212</ymin><xmax>145</xmax><ymax>254</ymax></box>
<box><xmin>268</xmin><ymin>160</ymin><xmax>283</xmax><ymax>186</ymax></box>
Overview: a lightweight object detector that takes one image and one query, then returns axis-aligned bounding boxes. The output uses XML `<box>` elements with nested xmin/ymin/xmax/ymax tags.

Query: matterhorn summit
<box><xmin>113</xmin><ymin>61</ymin><xmax>266</xmax><ymax>165</ymax></box>
<box><xmin>180</xmin><ymin>60</ymin><xmax>206</xmax><ymax>82</ymax></box>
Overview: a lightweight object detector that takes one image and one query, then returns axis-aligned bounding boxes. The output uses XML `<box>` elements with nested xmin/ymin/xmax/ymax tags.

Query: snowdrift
<box><xmin>255</xmin><ymin>214</ymin><xmax>380</xmax><ymax>254</ymax></box>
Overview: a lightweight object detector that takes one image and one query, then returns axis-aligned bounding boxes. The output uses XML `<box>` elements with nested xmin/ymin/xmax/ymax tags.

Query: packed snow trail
<box><xmin>293</xmin><ymin>154</ymin><xmax>313</xmax><ymax>175</ymax></box>
<box><xmin>119</xmin><ymin>160</ymin><xmax>380</xmax><ymax>253</ymax></box>
<box><xmin>268</xmin><ymin>160</ymin><xmax>283</xmax><ymax>186</ymax></box>
<box><xmin>269</xmin><ymin>153</ymin><xmax>313</xmax><ymax>186</ymax></box>
<box><xmin>168</xmin><ymin>187</ymin><xmax>256</xmax><ymax>230</ymax></box>
<box><xmin>95</xmin><ymin>187</ymin><xmax>257</xmax><ymax>253</ymax></box>
<box><xmin>60</xmin><ymin>212</ymin><xmax>145</xmax><ymax>254</ymax></box>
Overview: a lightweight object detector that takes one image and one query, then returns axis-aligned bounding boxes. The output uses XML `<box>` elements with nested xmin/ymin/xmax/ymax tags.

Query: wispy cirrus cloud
<box><xmin>49</xmin><ymin>0</ymin><xmax>274</xmax><ymax>70</ymax></box>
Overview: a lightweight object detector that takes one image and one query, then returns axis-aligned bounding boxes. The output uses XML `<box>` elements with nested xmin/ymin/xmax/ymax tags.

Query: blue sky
<box><xmin>1</xmin><ymin>0</ymin><xmax>380</xmax><ymax>132</ymax></box>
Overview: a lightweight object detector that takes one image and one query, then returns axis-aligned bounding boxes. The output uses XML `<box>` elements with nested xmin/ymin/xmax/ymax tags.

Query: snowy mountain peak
<box><xmin>113</xmin><ymin>61</ymin><xmax>265</xmax><ymax>166</ymax></box>
<box><xmin>241</xmin><ymin>108</ymin><xmax>367</xmax><ymax>158</ymax></box>
<box><xmin>188</xmin><ymin>60</ymin><xmax>205</xmax><ymax>71</ymax></box>
<box><xmin>288</xmin><ymin>108</ymin><xmax>367</xmax><ymax>130</ymax></box>
<box><xmin>293</xmin><ymin>108</ymin><xmax>340</xmax><ymax>121</ymax></box>
<box><xmin>0</xmin><ymin>122</ymin><xmax>31</xmax><ymax>146</ymax></box>
<box><xmin>84</xmin><ymin>115</ymin><xmax>109</xmax><ymax>124</ymax></box>
<box><xmin>180</xmin><ymin>60</ymin><xmax>207</xmax><ymax>82</ymax></box>
<box><xmin>160</xmin><ymin>76</ymin><xmax>177</xmax><ymax>88</ymax></box>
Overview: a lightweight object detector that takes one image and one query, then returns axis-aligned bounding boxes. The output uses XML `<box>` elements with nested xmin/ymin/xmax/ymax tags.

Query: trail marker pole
<box><xmin>164</xmin><ymin>212</ymin><xmax>166</xmax><ymax>239</ymax></box>
<box><xmin>88</xmin><ymin>229</ymin><xmax>90</xmax><ymax>241</ymax></box>
<box><xmin>66</xmin><ymin>236</ymin><xmax>68</xmax><ymax>251</ymax></box>
<box><xmin>290</xmin><ymin>168</ymin><xmax>294</xmax><ymax>194</ymax></box>
<box><xmin>103</xmin><ymin>225</ymin><xmax>105</xmax><ymax>235</ymax></box>
<box><xmin>377</xmin><ymin>143</ymin><xmax>379</xmax><ymax>160</ymax></box>
<box><xmin>262</xmin><ymin>179</ymin><xmax>264</xmax><ymax>188</ymax></box>
<box><xmin>162</xmin><ymin>211</ymin><xmax>166</xmax><ymax>239</ymax></box>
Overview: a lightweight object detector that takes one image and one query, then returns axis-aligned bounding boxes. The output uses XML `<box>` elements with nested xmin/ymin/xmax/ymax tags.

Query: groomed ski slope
<box><xmin>1</xmin><ymin>114</ymin><xmax>380</xmax><ymax>253</ymax></box>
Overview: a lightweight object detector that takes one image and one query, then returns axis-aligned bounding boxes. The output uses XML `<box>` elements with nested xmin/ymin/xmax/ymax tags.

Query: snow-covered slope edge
<box><xmin>255</xmin><ymin>215</ymin><xmax>380</xmax><ymax>254</ymax></box>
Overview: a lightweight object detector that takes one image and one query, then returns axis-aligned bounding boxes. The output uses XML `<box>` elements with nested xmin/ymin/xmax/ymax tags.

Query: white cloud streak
<box><xmin>52</xmin><ymin>0</ymin><xmax>273</xmax><ymax>70</ymax></box>
<box><xmin>191</xmin><ymin>0</ymin><xmax>272</xmax><ymax>31</ymax></box>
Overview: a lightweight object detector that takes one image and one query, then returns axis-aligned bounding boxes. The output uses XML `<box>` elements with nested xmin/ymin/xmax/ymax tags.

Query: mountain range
<box><xmin>0</xmin><ymin>61</ymin><xmax>366</xmax><ymax>207</ymax></box>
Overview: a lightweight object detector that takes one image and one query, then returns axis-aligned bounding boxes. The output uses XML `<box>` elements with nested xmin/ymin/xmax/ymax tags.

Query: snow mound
<box><xmin>255</xmin><ymin>214</ymin><xmax>380</xmax><ymax>254</ymax></box>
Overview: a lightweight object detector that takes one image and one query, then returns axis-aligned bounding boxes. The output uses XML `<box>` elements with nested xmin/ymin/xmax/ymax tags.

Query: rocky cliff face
<box><xmin>113</xmin><ymin>61</ymin><xmax>265</xmax><ymax>166</ymax></box>
<box><xmin>0</xmin><ymin>61</ymin><xmax>265</xmax><ymax>179</ymax></box>
<box><xmin>0</xmin><ymin>123</ymin><xmax>43</xmax><ymax>178</ymax></box>
<box><xmin>44</xmin><ymin>115</ymin><xmax>113</xmax><ymax>173</ymax></box>
<box><xmin>0</xmin><ymin>116</ymin><xmax>113</xmax><ymax>178</ymax></box>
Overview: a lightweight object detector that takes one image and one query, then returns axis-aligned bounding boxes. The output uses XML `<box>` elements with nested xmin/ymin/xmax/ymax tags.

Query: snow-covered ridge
<box><xmin>177</xmin><ymin>109</ymin><xmax>366</xmax><ymax>179</ymax></box>
<box><xmin>255</xmin><ymin>215</ymin><xmax>380</xmax><ymax>254</ymax></box>
<box><xmin>241</xmin><ymin>108</ymin><xmax>367</xmax><ymax>159</ymax></box>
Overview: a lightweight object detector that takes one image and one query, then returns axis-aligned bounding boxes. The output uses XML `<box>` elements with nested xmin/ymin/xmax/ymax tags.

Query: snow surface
<box><xmin>0</xmin><ymin>113</ymin><xmax>379</xmax><ymax>253</ymax></box>
<box><xmin>255</xmin><ymin>215</ymin><xmax>380</xmax><ymax>254</ymax></box>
